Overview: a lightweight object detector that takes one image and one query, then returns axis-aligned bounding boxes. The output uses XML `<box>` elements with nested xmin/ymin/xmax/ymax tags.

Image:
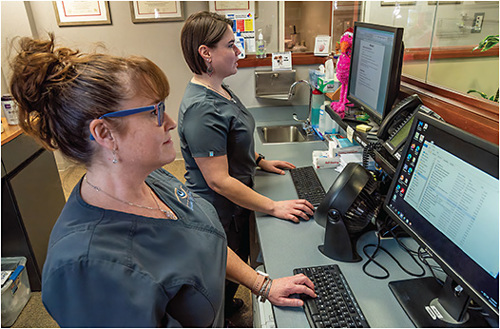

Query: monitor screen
<box><xmin>384</xmin><ymin>112</ymin><xmax>499</xmax><ymax>326</ymax></box>
<box><xmin>347</xmin><ymin>22</ymin><xmax>404</xmax><ymax>125</ymax></box>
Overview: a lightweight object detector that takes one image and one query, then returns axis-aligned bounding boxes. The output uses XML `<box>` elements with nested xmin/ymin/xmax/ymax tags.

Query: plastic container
<box><xmin>1</xmin><ymin>257</ymin><xmax>31</xmax><ymax>327</ymax></box>
<box><xmin>318</xmin><ymin>100</ymin><xmax>334</xmax><ymax>135</ymax></box>
<box><xmin>309</xmin><ymin>69</ymin><xmax>325</xmax><ymax>90</ymax></box>
<box><xmin>235</xmin><ymin>31</ymin><xmax>245</xmax><ymax>59</ymax></box>
<box><xmin>323</xmin><ymin>101</ymin><xmax>335</xmax><ymax>133</ymax></box>
<box><xmin>256</xmin><ymin>29</ymin><xmax>267</xmax><ymax>59</ymax></box>
<box><xmin>311</xmin><ymin>89</ymin><xmax>324</xmax><ymax>127</ymax></box>
<box><xmin>1</xmin><ymin>95</ymin><xmax>19</xmax><ymax>125</ymax></box>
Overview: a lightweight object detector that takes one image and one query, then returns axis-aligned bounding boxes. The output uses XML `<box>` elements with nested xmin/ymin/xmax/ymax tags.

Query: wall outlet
<box><xmin>472</xmin><ymin>12</ymin><xmax>485</xmax><ymax>33</ymax></box>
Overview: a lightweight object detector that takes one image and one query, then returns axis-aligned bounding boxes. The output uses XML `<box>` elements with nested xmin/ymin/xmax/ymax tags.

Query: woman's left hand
<box><xmin>267</xmin><ymin>274</ymin><xmax>316</xmax><ymax>307</ymax></box>
<box><xmin>259</xmin><ymin>159</ymin><xmax>295</xmax><ymax>175</ymax></box>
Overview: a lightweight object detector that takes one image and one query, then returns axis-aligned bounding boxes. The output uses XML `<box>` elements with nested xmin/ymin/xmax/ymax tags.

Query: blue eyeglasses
<box><xmin>90</xmin><ymin>101</ymin><xmax>165</xmax><ymax>140</ymax></box>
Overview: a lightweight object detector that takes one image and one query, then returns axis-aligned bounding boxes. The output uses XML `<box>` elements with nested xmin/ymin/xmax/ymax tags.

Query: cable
<box><xmin>362</xmin><ymin>230</ymin><xmax>426</xmax><ymax>280</ymax></box>
<box><xmin>416</xmin><ymin>247</ymin><xmax>444</xmax><ymax>286</ymax></box>
<box><xmin>362</xmin><ymin>142</ymin><xmax>382</xmax><ymax>169</ymax></box>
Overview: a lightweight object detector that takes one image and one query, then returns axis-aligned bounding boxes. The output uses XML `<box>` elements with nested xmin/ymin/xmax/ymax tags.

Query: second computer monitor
<box><xmin>384</xmin><ymin>112</ymin><xmax>499</xmax><ymax>327</ymax></box>
<box><xmin>347</xmin><ymin>22</ymin><xmax>404</xmax><ymax>125</ymax></box>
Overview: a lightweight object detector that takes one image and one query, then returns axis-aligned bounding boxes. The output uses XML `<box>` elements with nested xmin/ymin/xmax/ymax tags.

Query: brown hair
<box><xmin>180</xmin><ymin>11</ymin><xmax>233</xmax><ymax>75</ymax></box>
<box><xmin>9</xmin><ymin>33</ymin><xmax>170</xmax><ymax>166</ymax></box>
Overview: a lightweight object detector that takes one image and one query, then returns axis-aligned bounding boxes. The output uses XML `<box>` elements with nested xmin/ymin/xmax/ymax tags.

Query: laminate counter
<box><xmin>249</xmin><ymin>106</ymin><xmax>416</xmax><ymax>328</ymax></box>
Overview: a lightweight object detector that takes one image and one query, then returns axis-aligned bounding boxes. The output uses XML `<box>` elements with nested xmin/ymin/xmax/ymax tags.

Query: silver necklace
<box><xmin>194</xmin><ymin>79</ymin><xmax>236</xmax><ymax>103</ymax></box>
<box><xmin>84</xmin><ymin>176</ymin><xmax>177</xmax><ymax>220</ymax></box>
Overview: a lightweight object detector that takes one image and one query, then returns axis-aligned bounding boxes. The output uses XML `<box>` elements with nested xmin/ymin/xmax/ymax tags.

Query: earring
<box><xmin>206</xmin><ymin>58</ymin><xmax>213</xmax><ymax>77</ymax></box>
<box><xmin>112</xmin><ymin>148</ymin><xmax>118</xmax><ymax>164</ymax></box>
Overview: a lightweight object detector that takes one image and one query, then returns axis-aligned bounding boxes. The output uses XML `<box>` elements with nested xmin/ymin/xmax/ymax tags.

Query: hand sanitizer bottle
<box><xmin>235</xmin><ymin>31</ymin><xmax>245</xmax><ymax>59</ymax></box>
<box><xmin>256</xmin><ymin>29</ymin><xmax>267</xmax><ymax>59</ymax></box>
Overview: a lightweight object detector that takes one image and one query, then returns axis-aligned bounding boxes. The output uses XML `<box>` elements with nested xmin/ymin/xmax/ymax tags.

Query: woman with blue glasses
<box><xmin>10</xmin><ymin>34</ymin><xmax>315</xmax><ymax>327</ymax></box>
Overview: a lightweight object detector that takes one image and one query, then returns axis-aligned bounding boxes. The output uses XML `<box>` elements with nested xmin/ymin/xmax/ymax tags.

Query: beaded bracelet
<box><xmin>259</xmin><ymin>278</ymin><xmax>273</xmax><ymax>303</ymax></box>
<box><xmin>258</xmin><ymin>277</ymin><xmax>270</xmax><ymax>298</ymax></box>
<box><xmin>252</xmin><ymin>270</ymin><xmax>269</xmax><ymax>294</ymax></box>
<box><xmin>263</xmin><ymin>279</ymin><xmax>273</xmax><ymax>302</ymax></box>
<box><xmin>252</xmin><ymin>273</ymin><xmax>266</xmax><ymax>295</ymax></box>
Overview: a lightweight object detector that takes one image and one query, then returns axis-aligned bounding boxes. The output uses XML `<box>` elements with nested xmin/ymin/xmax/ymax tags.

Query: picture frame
<box><xmin>210</xmin><ymin>1</ymin><xmax>251</xmax><ymax>12</ymax></box>
<box><xmin>130</xmin><ymin>1</ymin><xmax>184</xmax><ymax>23</ymax></box>
<box><xmin>314</xmin><ymin>35</ymin><xmax>331</xmax><ymax>57</ymax></box>
<box><xmin>381</xmin><ymin>1</ymin><xmax>416</xmax><ymax>6</ymax></box>
<box><xmin>271</xmin><ymin>52</ymin><xmax>292</xmax><ymax>71</ymax></box>
<box><xmin>209</xmin><ymin>1</ymin><xmax>257</xmax><ymax>18</ymax></box>
<box><xmin>53</xmin><ymin>1</ymin><xmax>111</xmax><ymax>27</ymax></box>
<box><xmin>427</xmin><ymin>1</ymin><xmax>462</xmax><ymax>4</ymax></box>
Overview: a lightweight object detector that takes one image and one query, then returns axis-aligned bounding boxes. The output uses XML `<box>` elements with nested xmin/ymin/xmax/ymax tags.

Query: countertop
<box><xmin>249</xmin><ymin>106</ymin><xmax>416</xmax><ymax>328</ymax></box>
<box><xmin>1</xmin><ymin>117</ymin><xmax>23</xmax><ymax>145</ymax></box>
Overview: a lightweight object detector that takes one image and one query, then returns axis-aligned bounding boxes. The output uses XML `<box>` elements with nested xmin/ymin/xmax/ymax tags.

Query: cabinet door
<box><xmin>2</xmin><ymin>179</ymin><xmax>42</xmax><ymax>290</ymax></box>
<box><xmin>9</xmin><ymin>150</ymin><xmax>66</xmax><ymax>283</ymax></box>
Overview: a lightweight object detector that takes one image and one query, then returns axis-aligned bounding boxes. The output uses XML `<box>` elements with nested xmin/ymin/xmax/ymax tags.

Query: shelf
<box><xmin>325</xmin><ymin>105</ymin><xmax>398</xmax><ymax>176</ymax></box>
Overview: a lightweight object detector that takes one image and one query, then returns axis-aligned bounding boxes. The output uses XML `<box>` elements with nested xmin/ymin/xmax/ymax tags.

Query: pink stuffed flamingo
<box><xmin>332</xmin><ymin>28</ymin><xmax>354</xmax><ymax>118</ymax></box>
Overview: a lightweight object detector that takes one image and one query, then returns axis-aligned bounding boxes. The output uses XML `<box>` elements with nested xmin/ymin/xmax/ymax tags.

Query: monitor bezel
<box><xmin>383</xmin><ymin>112</ymin><xmax>499</xmax><ymax>318</ymax></box>
<box><xmin>347</xmin><ymin>22</ymin><xmax>405</xmax><ymax>125</ymax></box>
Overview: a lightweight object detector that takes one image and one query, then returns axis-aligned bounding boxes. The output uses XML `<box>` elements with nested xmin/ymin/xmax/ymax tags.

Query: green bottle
<box><xmin>256</xmin><ymin>30</ymin><xmax>266</xmax><ymax>59</ymax></box>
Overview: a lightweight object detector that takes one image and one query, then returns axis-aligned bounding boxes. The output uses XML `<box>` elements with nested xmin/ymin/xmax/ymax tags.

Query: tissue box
<box><xmin>324</xmin><ymin>134</ymin><xmax>363</xmax><ymax>158</ymax></box>
<box><xmin>312</xmin><ymin>150</ymin><xmax>340</xmax><ymax>169</ymax></box>
<box><xmin>317</xmin><ymin>77</ymin><xmax>340</xmax><ymax>93</ymax></box>
<box><xmin>340</xmin><ymin>153</ymin><xmax>363</xmax><ymax>166</ymax></box>
<box><xmin>339</xmin><ymin>153</ymin><xmax>376</xmax><ymax>170</ymax></box>
<box><xmin>309</xmin><ymin>69</ymin><xmax>325</xmax><ymax>90</ymax></box>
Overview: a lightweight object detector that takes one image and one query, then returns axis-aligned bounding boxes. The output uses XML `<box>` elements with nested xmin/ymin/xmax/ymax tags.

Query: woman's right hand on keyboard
<box><xmin>270</xmin><ymin>199</ymin><xmax>314</xmax><ymax>223</ymax></box>
<box><xmin>268</xmin><ymin>274</ymin><xmax>316</xmax><ymax>307</ymax></box>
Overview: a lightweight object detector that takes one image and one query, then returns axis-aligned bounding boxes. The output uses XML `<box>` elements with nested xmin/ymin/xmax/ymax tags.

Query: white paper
<box><xmin>271</xmin><ymin>52</ymin><xmax>292</xmax><ymax>71</ymax></box>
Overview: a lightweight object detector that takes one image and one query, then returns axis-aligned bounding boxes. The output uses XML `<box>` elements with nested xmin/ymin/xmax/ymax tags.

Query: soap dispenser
<box><xmin>256</xmin><ymin>29</ymin><xmax>267</xmax><ymax>58</ymax></box>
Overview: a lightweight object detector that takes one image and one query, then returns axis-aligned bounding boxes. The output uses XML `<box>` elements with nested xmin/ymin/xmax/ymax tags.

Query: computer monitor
<box><xmin>384</xmin><ymin>112</ymin><xmax>499</xmax><ymax>327</ymax></box>
<box><xmin>347</xmin><ymin>22</ymin><xmax>404</xmax><ymax>125</ymax></box>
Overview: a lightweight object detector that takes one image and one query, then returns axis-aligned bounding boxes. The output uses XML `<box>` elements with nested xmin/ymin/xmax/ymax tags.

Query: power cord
<box><xmin>369</xmin><ymin>226</ymin><xmax>494</xmax><ymax>319</ymax></box>
<box><xmin>362</xmin><ymin>142</ymin><xmax>383</xmax><ymax>169</ymax></box>
<box><xmin>361</xmin><ymin>229</ymin><xmax>426</xmax><ymax>280</ymax></box>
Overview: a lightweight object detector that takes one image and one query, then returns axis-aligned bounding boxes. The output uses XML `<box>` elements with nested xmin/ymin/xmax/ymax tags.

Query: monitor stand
<box><xmin>389</xmin><ymin>276</ymin><xmax>492</xmax><ymax>328</ymax></box>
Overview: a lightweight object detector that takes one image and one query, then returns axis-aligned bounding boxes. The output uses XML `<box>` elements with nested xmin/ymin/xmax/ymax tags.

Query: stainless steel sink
<box><xmin>257</xmin><ymin>124</ymin><xmax>322</xmax><ymax>144</ymax></box>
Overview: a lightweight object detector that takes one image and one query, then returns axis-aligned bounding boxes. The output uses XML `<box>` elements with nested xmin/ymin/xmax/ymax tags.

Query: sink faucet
<box><xmin>288</xmin><ymin>80</ymin><xmax>314</xmax><ymax>135</ymax></box>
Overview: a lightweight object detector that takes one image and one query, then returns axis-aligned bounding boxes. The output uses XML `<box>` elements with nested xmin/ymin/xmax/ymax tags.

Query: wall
<box><xmin>1</xmin><ymin>1</ymin><xmax>311</xmax><ymax>161</ymax></box>
<box><xmin>1</xmin><ymin>1</ymin><xmax>33</xmax><ymax>94</ymax></box>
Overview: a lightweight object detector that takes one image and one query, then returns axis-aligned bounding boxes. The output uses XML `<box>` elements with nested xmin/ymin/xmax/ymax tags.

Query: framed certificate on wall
<box><xmin>53</xmin><ymin>1</ymin><xmax>111</xmax><ymax>26</ymax></box>
<box><xmin>130</xmin><ymin>1</ymin><xmax>184</xmax><ymax>23</ymax></box>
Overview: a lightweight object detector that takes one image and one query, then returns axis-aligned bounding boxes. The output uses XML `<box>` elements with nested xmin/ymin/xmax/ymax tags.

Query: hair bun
<box><xmin>12</xmin><ymin>33</ymin><xmax>81</xmax><ymax>107</ymax></box>
<box><xmin>9</xmin><ymin>33</ymin><xmax>81</xmax><ymax>151</ymax></box>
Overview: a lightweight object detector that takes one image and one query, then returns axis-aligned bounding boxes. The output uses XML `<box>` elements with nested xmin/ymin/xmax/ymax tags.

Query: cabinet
<box><xmin>1</xmin><ymin>130</ymin><xmax>65</xmax><ymax>291</ymax></box>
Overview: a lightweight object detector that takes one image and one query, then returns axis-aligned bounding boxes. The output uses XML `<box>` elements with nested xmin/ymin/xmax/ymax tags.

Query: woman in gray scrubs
<box><xmin>10</xmin><ymin>33</ymin><xmax>315</xmax><ymax>327</ymax></box>
<box><xmin>178</xmin><ymin>11</ymin><xmax>315</xmax><ymax>316</ymax></box>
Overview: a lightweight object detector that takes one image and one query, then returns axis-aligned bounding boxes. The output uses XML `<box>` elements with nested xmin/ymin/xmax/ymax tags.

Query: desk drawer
<box><xmin>2</xmin><ymin>134</ymin><xmax>42</xmax><ymax>174</ymax></box>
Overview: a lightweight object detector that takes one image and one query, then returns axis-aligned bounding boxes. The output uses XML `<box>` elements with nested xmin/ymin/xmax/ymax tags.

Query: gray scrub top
<box><xmin>42</xmin><ymin>169</ymin><xmax>227</xmax><ymax>328</ymax></box>
<box><xmin>178</xmin><ymin>82</ymin><xmax>256</xmax><ymax>216</ymax></box>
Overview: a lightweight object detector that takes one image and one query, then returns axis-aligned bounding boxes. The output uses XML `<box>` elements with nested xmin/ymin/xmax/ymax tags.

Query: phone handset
<box><xmin>377</xmin><ymin>94</ymin><xmax>423</xmax><ymax>141</ymax></box>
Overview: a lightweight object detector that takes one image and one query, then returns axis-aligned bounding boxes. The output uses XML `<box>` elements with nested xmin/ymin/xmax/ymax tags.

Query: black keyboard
<box><xmin>294</xmin><ymin>264</ymin><xmax>370</xmax><ymax>328</ymax></box>
<box><xmin>290</xmin><ymin>166</ymin><xmax>326</xmax><ymax>207</ymax></box>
